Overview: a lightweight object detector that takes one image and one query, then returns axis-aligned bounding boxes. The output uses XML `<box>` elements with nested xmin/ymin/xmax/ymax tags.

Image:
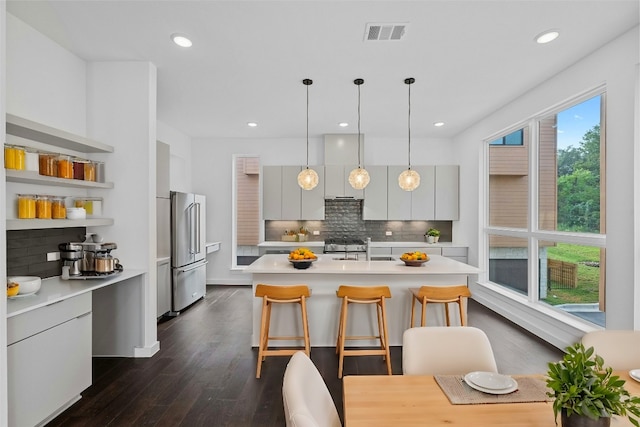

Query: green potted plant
<box><xmin>425</xmin><ymin>228</ymin><xmax>440</xmax><ymax>243</ymax></box>
<box><xmin>546</xmin><ymin>342</ymin><xmax>640</xmax><ymax>427</ymax></box>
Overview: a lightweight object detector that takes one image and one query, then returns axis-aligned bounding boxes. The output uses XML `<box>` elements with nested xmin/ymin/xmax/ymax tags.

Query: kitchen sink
<box><xmin>332</xmin><ymin>256</ymin><xmax>395</xmax><ymax>261</ymax></box>
<box><xmin>370</xmin><ymin>256</ymin><xmax>395</xmax><ymax>261</ymax></box>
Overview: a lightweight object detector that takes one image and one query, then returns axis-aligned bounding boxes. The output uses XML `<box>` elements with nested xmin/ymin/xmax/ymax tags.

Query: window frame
<box><xmin>480</xmin><ymin>85</ymin><xmax>607</xmax><ymax>323</ymax></box>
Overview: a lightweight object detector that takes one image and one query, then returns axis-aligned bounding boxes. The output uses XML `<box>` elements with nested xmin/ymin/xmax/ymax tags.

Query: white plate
<box><xmin>464</xmin><ymin>371</ymin><xmax>518</xmax><ymax>390</ymax></box>
<box><xmin>464</xmin><ymin>378</ymin><xmax>518</xmax><ymax>395</ymax></box>
<box><xmin>629</xmin><ymin>369</ymin><xmax>640</xmax><ymax>382</ymax></box>
<box><xmin>8</xmin><ymin>291</ymin><xmax>38</xmax><ymax>299</ymax></box>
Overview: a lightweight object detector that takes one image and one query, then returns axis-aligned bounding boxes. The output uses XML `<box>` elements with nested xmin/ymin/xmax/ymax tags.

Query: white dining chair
<box><xmin>581</xmin><ymin>330</ymin><xmax>640</xmax><ymax>370</ymax></box>
<box><xmin>402</xmin><ymin>326</ymin><xmax>498</xmax><ymax>375</ymax></box>
<box><xmin>282</xmin><ymin>351</ymin><xmax>342</xmax><ymax>427</ymax></box>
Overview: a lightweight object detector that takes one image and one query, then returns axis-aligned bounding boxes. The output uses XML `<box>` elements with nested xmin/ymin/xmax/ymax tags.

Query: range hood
<box><xmin>324</xmin><ymin>134</ymin><xmax>363</xmax><ymax>166</ymax></box>
<box><xmin>324</xmin><ymin>134</ymin><xmax>365</xmax><ymax>199</ymax></box>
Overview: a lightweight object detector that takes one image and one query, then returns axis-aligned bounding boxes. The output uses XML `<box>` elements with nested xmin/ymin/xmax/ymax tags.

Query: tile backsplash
<box><xmin>265</xmin><ymin>199</ymin><xmax>452</xmax><ymax>242</ymax></box>
<box><xmin>6</xmin><ymin>227</ymin><xmax>86</xmax><ymax>278</ymax></box>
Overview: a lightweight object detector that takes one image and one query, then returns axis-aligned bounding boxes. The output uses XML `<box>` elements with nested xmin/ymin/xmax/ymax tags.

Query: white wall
<box><xmin>6</xmin><ymin>13</ymin><xmax>86</xmax><ymax>135</ymax></box>
<box><xmin>191</xmin><ymin>135</ymin><xmax>456</xmax><ymax>284</ymax></box>
<box><xmin>157</xmin><ymin>120</ymin><xmax>192</xmax><ymax>193</ymax></box>
<box><xmin>1</xmin><ymin>6</ymin><xmax>7</xmax><ymax>427</ymax></box>
<box><xmin>455</xmin><ymin>26</ymin><xmax>639</xmax><ymax>344</ymax></box>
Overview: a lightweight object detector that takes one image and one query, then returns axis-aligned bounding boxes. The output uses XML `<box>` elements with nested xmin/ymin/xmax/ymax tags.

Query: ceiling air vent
<box><xmin>365</xmin><ymin>23</ymin><xmax>408</xmax><ymax>41</ymax></box>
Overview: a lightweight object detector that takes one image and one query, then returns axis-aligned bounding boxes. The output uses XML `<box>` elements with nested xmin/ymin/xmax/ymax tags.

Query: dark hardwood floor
<box><xmin>47</xmin><ymin>285</ymin><xmax>564</xmax><ymax>426</ymax></box>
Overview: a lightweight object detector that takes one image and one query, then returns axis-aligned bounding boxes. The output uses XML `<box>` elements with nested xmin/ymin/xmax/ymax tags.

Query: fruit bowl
<box><xmin>7</xmin><ymin>276</ymin><xmax>41</xmax><ymax>295</ymax></box>
<box><xmin>401</xmin><ymin>259</ymin><xmax>429</xmax><ymax>267</ymax></box>
<box><xmin>289</xmin><ymin>259</ymin><xmax>316</xmax><ymax>269</ymax></box>
<box><xmin>399</xmin><ymin>252</ymin><xmax>430</xmax><ymax>267</ymax></box>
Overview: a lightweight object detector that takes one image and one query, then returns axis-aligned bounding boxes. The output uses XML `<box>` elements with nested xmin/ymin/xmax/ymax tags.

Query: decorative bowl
<box><xmin>7</xmin><ymin>276</ymin><xmax>41</xmax><ymax>294</ymax></box>
<box><xmin>401</xmin><ymin>259</ymin><xmax>429</xmax><ymax>267</ymax></box>
<box><xmin>289</xmin><ymin>258</ymin><xmax>316</xmax><ymax>269</ymax></box>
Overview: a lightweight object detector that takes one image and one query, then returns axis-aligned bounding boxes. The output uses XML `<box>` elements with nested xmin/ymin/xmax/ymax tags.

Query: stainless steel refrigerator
<box><xmin>171</xmin><ymin>191</ymin><xmax>207</xmax><ymax>313</ymax></box>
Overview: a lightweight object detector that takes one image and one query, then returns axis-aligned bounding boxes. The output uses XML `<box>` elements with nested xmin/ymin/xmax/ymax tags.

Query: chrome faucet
<box><xmin>366</xmin><ymin>237</ymin><xmax>371</xmax><ymax>261</ymax></box>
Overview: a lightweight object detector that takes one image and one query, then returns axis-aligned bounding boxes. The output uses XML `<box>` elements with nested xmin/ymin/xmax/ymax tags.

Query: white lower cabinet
<box><xmin>8</xmin><ymin>293</ymin><xmax>92</xmax><ymax>427</ymax></box>
<box><xmin>392</xmin><ymin>247</ymin><xmax>443</xmax><ymax>256</ymax></box>
<box><xmin>157</xmin><ymin>259</ymin><xmax>171</xmax><ymax>318</ymax></box>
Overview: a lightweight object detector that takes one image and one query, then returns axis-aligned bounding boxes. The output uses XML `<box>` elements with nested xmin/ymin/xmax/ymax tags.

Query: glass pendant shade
<box><xmin>399</xmin><ymin>77</ymin><xmax>420</xmax><ymax>191</ymax></box>
<box><xmin>348</xmin><ymin>167</ymin><xmax>370</xmax><ymax>190</ymax></box>
<box><xmin>398</xmin><ymin>168</ymin><xmax>420</xmax><ymax>191</ymax></box>
<box><xmin>298</xmin><ymin>167</ymin><xmax>319</xmax><ymax>190</ymax></box>
<box><xmin>299</xmin><ymin>78</ymin><xmax>318</xmax><ymax>190</ymax></box>
<box><xmin>349</xmin><ymin>78</ymin><xmax>369</xmax><ymax>190</ymax></box>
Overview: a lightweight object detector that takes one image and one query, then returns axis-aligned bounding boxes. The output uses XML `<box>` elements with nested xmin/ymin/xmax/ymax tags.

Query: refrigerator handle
<box><xmin>188</xmin><ymin>202</ymin><xmax>196</xmax><ymax>254</ymax></box>
<box><xmin>196</xmin><ymin>202</ymin><xmax>202</xmax><ymax>254</ymax></box>
<box><xmin>176</xmin><ymin>260</ymin><xmax>208</xmax><ymax>273</ymax></box>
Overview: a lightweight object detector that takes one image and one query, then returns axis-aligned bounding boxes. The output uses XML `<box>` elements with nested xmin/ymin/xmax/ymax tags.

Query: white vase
<box><xmin>427</xmin><ymin>236</ymin><xmax>435</xmax><ymax>244</ymax></box>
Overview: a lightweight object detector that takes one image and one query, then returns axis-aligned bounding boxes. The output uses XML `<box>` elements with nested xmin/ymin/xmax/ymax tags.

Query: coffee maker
<box><xmin>59</xmin><ymin>243</ymin><xmax>83</xmax><ymax>276</ymax></box>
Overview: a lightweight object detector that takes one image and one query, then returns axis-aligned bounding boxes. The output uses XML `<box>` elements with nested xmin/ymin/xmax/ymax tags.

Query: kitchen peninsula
<box><xmin>245</xmin><ymin>254</ymin><xmax>480</xmax><ymax>347</ymax></box>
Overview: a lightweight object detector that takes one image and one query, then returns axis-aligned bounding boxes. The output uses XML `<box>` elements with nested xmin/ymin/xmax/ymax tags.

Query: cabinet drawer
<box><xmin>8</xmin><ymin>292</ymin><xmax>91</xmax><ymax>345</ymax></box>
<box><xmin>442</xmin><ymin>247</ymin><xmax>468</xmax><ymax>257</ymax></box>
<box><xmin>8</xmin><ymin>313</ymin><xmax>92</xmax><ymax>427</ymax></box>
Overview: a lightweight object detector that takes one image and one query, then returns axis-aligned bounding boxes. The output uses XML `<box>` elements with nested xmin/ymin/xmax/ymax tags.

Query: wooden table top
<box><xmin>343</xmin><ymin>372</ymin><xmax>640</xmax><ymax>427</ymax></box>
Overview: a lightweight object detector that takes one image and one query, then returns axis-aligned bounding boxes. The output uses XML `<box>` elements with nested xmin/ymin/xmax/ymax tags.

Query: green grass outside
<box><xmin>543</xmin><ymin>243</ymin><xmax>600</xmax><ymax>305</ymax></box>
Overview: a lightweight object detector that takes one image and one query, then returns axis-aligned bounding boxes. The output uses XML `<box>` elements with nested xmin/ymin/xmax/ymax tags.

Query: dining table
<box><xmin>342</xmin><ymin>371</ymin><xmax>640</xmax><ymax>426</ymax></box>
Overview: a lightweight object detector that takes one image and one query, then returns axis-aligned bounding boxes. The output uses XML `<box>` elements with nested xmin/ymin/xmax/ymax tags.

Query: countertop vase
<box><xmin>561</xmin><ymin>410</ymin><xmax>610</xmax><ymax>427</ymax></box>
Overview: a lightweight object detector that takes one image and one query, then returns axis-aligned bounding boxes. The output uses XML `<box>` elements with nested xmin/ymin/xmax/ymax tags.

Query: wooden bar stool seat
<box><xmin>255</xmin><ymin>284</ymin><xmax>311</xmax><ymax>378</ymax></box>
<box><xmin>409</xmin><ymin>285</ymin><xmax>472</xmax><ymax>328</ymax></box>
<box><xmin>335</xmin><ymin>285</ymin><xmax>392</xmax><ymax>378</ymax></box>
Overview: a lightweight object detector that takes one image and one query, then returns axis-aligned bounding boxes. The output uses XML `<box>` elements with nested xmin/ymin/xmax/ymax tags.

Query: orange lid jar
<box><xmin>36</xmin><ymin>195</ymin><xmax>52</xmax><ymax>219</ymax></box>
<box><xmin>52</xmin><ymin>197</ymin><xmax>67</xmax><ymax>219</ymax></box>
<box><xmin>17</xmin><ymin>194</ymin><xmax>36</xmax><ymax>219</ymax></box>
<box><xmin>57</xmin><ymin>155</ymin><xmax>73</xmax><ymax>179</ymax></box>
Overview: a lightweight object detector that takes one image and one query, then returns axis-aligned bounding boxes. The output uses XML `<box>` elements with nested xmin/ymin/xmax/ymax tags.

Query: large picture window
<box><xmin>485</xmin><ymin>90</ymin><xmax>606</xmax><ymax>326</ymax></box>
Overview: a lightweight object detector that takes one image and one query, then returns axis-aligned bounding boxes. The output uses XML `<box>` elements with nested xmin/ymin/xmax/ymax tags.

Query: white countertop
<box><xmin>245</xmin><ymin>254</ymin><xmax>479</xmax><ymax>275</ymax></box>
<box><xmin>257</xmin><ymin>240</ymin><xmax>467</xmax><ymax>248</ymax></box>
<box><xmin>7</xmin><ymin>269</ymin><xmax>145</xmax><ymax>318</ymax></box>
<box><xmin>257</xmin><ymin>241</ymin><xmax>325</xmax><ymax>247</ymax></box>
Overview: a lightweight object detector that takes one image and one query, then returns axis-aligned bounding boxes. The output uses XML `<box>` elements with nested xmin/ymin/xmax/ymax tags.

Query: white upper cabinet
<box><xmin>301</xmin><ymin>167</ymin><xmax>325</xmax><ymax>220</ymax></box>
<box><xmin>435</xmin><ymin>165</ymin><xmax>459</xmax><ymax>220</ymax></box>
<box><xmin>262</xmin><ymin>165</ymin><xmax>324</xmax><ymax>220</ymax></box>
<box><xmin>387</xmin><ymin>166</ymin><xmax>412</xmax><ymax>220</ymax></box>
<box><xmin>410</xmin><ymin>165</ymin><xmax>435</xmax><ymax>220</ymax></box>
<box><xmin>281</xmin><ymin>166</ymin><xmax>302</xmax><ymax>220</ymax></box>
<box><xmin>324</xmin><ymin>165</ymin><xmax>365</xmax><ymax>199</ymax></box>
<box><xmin>363</xmin><ymin>166</ymin><xmax>387</xmax><ymax>220</ymax></box>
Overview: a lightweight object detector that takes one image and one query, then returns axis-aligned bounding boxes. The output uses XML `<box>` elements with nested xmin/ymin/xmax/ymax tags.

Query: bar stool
<box><xmin>255</xmin><ymin>284</ymin><xmax>311</xmax><ymax>378</ymax></box>
<box><xmin>335</xmin><ymin>285</ymin><xmax>392</xmax><ymax>378</ymax></box>
<box><xmin>409</xmin><ymin>285</ymin><xmax>471</xmax><ymax>328</ymax></box>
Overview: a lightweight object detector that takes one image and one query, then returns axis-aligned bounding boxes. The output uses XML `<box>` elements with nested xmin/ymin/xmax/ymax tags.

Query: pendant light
<box><xmin>297</xmin><ymin>78</ymin><xmax>319</xmax><ymax>190</ymax></box>
<box><xmin>398</xmin><ymin>77</ymin><xmax>420</xmax><ymax>191</ymax></box>
<box><xmin>348</xmin><ymin>78</ymin><xmax>370</xmax><ymax>190</ymax></box>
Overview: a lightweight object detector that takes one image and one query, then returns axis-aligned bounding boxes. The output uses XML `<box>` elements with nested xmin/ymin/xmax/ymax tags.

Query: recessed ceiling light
<box><xmin>339</xmin><ymin>122</ymin><xmax>349</xmax><ymax>127</ymax></box>
<box><xmin>433</xmin><ymin>122</ymin><xmax>445</xmax><ymax>127</ymax></box>
<box><xmin>171</xmin><ymin>33</ymin><xmax>193</xmax><ymax>48</ymax></box>
<box><xmin>247</xmin><ymin>122</ymin><xmax>258</xmax><ymax>127</ymax></box>
<box><xmin>535</xmin><ymin>30</ymin><xmax>559</xmax><ymax>44</ymax></box>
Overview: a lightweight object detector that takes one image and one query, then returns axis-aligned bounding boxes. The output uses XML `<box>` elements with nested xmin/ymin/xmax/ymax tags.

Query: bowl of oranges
<box><xmin>400</xmin><ymin>251</ymin><xmax>430</xmax><ymax>266</ymax></box>
<box><xmin>288</xmin><ymin>248</ymin><xmax>317</xmax><ymax>269</ymax></box>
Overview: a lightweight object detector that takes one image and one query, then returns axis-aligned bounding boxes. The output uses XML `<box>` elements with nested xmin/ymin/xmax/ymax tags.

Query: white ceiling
<box><xmin>6</xmin><ymin>0</ymin><xmax>639</xmax><ymax>140</ymax></box>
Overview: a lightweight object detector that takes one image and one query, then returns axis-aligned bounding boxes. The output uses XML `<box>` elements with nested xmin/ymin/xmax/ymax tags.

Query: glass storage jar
<box><xmin>17</xmin><ymin>194</ymin><xmax>36</xmax><ymax>219</ymax></box>
<box><xmin>95</xmin><ymin>161</ymin><xmax>105</xmax><ymax>183</ymax></box>
<box><xmin>75</xmin><ymin>198</ymin><xmax>93</xmax><ymax>215</ymax></box>
<box><xmin>36</xmin><ymin>195</ymin><xmax>52</xmax><ymax>219</ymax></box>
<box><xmin>73</xmin><ymin>158</ymin><xmax>85</xmax><ymax>180</ymax></box>
<box><xmin>38</xmin><ymin>152</ymin><xmax>58</xmax><ymax>177</ymax></box>
<box><xmin>4</xmin><ymin>145</ymin><xmax>25</xmax><ymax>170</ymax></box>
<box><xmin>25</xmin><ymin>148</ymin><xmax>39</xmax><ymax>172</ymax></box>
<box><xmin>84</xmin><ymin>160</ymin><xmax>96</xmax><ymax>182</ymax></box>
<box><xmin>57</xmin><ymin>155</ymin><xmax>73</xmax><ymax>179</ymax></box>
<box><xmin>52</xmin><ymin>197</ymin><xmax>66</xmax><ymax>219</ymax></box>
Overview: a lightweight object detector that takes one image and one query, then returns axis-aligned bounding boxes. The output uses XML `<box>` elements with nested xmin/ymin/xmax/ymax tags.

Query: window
<box><xmin>489</xmin><ymin>129</ymin><xmax>524</xmax><ymax>145</ymax></box>
<box><xmin>485</xmin><ymin>91</ymin><xmax>606</xmax><ymax>326</ymax></box>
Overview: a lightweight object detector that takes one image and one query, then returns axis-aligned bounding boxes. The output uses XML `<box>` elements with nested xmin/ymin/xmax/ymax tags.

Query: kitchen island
<box><xmin>245</xmin><ymin>254</ymin><xmax>480</xmax><ymax>347</ymax></box>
